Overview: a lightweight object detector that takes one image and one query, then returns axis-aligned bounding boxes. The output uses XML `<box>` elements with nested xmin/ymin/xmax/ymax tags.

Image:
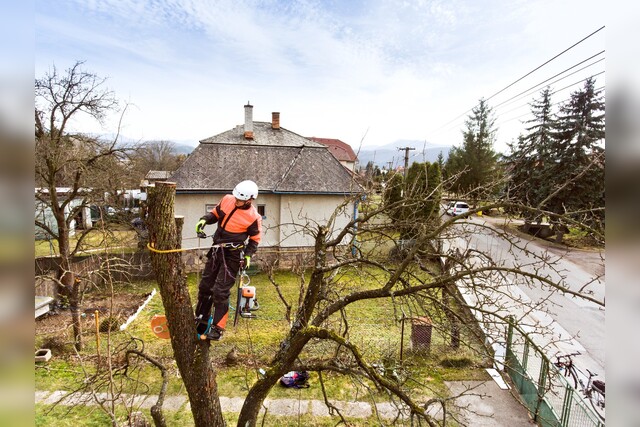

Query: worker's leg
<box><xmin>209</xmin><ymin>248</ymin><xmax>242</xmax><ymax>335</ymax></box>
<box><xmin>195</xmin><ymin>248</ymin><xmax>223</xmax><ymax>335</ymax></box>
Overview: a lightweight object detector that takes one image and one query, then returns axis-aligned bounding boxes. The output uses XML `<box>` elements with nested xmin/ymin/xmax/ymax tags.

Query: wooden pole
<box><xmin>400</xmin><ymin>312</ymin><xmax>405</xmax><ymax>363</ymax></box>
<box><xmin>95</xmin><ymin>310</ymin><xmax>100</xmax><ymax>359</ymax></box>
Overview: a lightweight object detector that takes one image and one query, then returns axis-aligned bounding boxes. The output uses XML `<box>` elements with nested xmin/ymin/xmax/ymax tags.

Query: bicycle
<box><xmin>554</xmin><ymin>352</ymin><xmax>605</xmax><ymax>421</ymax></box>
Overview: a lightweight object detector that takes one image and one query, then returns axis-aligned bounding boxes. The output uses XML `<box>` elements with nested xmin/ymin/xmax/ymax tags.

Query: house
<box><xmin>35</xmin><ymin>187</ymin><xmax>93</xmax><ymax>239</ymax></box>
<box><xmin>307</xmin><ymin>137</ymin><xmax>358</xmax><ymax>172</ymax></box>
<box><xmin>139</xmin><ymin>170</ymin><xmax>173</xmax><ymax>203</ymax></box>
<box><xmin>168</xmin><ymin>104</ymin><xmax>360</xmax><ymax>266</ymax></box>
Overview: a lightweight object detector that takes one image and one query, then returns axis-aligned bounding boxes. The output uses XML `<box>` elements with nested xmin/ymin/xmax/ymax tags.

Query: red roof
<box><xmin>308</xmin><ymin>137</ymin><xmax>357</xmax><ymax>162</ymax></box>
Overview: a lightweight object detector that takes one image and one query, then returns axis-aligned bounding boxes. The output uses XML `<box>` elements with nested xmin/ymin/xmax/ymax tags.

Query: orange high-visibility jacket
<box><xmin>200</xmin><ymin>194</ymin><xmax>262</xmax><ymax>256</ymax></box>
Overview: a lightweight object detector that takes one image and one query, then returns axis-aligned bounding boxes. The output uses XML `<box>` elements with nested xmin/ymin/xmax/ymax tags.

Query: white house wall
<box><xmin>175</xmin><ymin>193</ymin><xmax>354</xmax><ymax>249</ymax></box>
<box><xmin>276</xmin><ymin>194</ymin><xmax>353</xmax><ymax>248</ymax></box>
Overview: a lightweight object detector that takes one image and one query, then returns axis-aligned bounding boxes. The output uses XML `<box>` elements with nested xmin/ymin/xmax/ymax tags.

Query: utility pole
<box><xmin>397</xmin><ymin>147</ymin><xmax>415</xmax><ymax>179</ymax></box>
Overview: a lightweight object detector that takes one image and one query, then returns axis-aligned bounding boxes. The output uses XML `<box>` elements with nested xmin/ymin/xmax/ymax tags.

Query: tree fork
<box><xmin>146</xmin><ymin>182</ymin><xmax>225</xmax><ymax>427</ymax></box>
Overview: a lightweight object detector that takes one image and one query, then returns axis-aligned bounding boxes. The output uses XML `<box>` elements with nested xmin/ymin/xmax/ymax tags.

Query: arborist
<box><xmin>194</xmin><ymin>180</ymin><xmax>262</xmax><ymax>341</ymax></box>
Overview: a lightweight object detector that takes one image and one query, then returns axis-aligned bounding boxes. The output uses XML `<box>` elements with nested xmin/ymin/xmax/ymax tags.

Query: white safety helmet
<box><xmin>232</xmin><ymin>180</ymin><xmax>259</xmax><ymax>201</ymax></box>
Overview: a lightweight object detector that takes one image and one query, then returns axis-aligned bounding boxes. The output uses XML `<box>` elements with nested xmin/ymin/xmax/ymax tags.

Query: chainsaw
<box><xmin>233</xmin><ymin>270</ymin><xmax>259</xmax><ymax>326</ymax></box>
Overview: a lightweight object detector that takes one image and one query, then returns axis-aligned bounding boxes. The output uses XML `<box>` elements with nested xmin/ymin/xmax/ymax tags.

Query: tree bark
<box><xmin>56</xmin><ymin>218</ymin><xmax>84</xmax><ymax>351</ymax></box>
<box><xmin>237</xmin><ymin>226</ymin><xmax>328</xmax><ymax>426</ymax></box>
<box><xmin>146</xmin><ymin>182</ymin><xmax>225</xmax><ymax>427</ymax></box>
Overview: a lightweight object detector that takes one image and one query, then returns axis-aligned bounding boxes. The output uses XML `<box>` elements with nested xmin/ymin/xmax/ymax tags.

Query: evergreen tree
<box><xmin>383</xmin><ymin>162</ymin><xmax>442</xmax><ymax>240</ymax></box>
<box><xmin>505</xmin><ymin>87</ymin><xmax>555</xmax><ymax>218</ymax></box>
<box><xmin>547</xmin><ymin>78</ymin><xmax>605</xmax><ymax>227</ymax></box>
<box><xmin>445</xmin><ymin>99</ymin><xmax>499</xmax><ymax>201</ymax></box>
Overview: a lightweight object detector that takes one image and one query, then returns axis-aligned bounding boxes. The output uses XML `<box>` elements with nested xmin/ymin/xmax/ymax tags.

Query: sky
<box><xmin>35</xmin><ymin>0</ymin><xmax>606</xmax><ymax>154</ymax></box>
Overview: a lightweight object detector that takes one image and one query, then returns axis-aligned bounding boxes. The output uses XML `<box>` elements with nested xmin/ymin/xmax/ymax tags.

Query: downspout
<box><xmin>351</xmin><ymin>195</ymin><xmax>362</xmax><ymax>257</ymax></box>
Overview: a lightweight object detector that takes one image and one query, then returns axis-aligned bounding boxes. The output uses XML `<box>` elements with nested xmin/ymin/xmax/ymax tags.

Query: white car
<box><xmin>446</xmin><ymin>201</ymin><xmax>470</xmax><ymax>216</ymax></box>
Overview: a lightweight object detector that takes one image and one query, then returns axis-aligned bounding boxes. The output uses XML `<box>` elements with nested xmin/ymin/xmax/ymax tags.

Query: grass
<box><xmin>35</xmin><ymin>227</ymin><xmax>138</xmax><ymax>257</ymax></box>
<box><xmin>35</xmin><ymin>268</ymin><xmax>490</xmax><ymax>424</ymax></box>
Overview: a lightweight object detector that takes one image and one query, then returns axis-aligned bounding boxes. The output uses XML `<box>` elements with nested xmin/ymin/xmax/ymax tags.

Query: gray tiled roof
<box><xmin>170</xmin><ymin>123</ymin><xmax>357</xmax><ymax>194</ymax></box>
<box><xmin>200</xmin><ymin>122</ymin><xmax>326</xmax><ymax>148</ymax></box>
<box><xmin>145</xmin><ymin>170</ymin><xmax>172</xmax><ymax>180</ymax></box>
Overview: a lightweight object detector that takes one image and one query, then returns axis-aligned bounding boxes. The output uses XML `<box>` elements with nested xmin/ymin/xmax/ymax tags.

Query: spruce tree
<box><xmin>505</xmin><ymin>87</ymin><xmax>555</xmax><ymax>219</ymax></box>
<box><xmin>445</xmin><ymin>99</ymin><xmax>498</xmax><ymax>202</ymax></box>
<box><xmin>548</xmin><ymin>78</ymin><xmax>605</xmax><ymax>228</ymax></box>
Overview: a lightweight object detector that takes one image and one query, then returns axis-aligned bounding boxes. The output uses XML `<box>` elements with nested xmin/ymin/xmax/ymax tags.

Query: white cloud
<box><xmin>36</xmin><ymin>0</ymin><xmax>606</xmax><ymax>153</ymax></box>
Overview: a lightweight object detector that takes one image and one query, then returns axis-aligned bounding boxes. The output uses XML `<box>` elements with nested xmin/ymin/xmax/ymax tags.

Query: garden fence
<box><xmin>505</xmin><ymin>320</ymin><xmax>604</xmax><ymax>427</ymax></box>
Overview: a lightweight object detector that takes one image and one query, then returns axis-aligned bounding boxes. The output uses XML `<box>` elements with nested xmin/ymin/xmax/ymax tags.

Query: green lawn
<box><xmin>36</xmin><ymin>268</ymin><xmax>489</xmax><ymax>424</ymax></box>
<box><xmin>35</xmin><ymin>228</ymin><xmax>139</xmax><ymax>257</ymax></box>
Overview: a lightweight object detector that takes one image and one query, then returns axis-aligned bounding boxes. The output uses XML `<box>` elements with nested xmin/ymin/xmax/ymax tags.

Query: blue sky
<box><xmin>35</xmin><ymin>0</ymin><xmax>606</xmax><ymax>153</ymax></box>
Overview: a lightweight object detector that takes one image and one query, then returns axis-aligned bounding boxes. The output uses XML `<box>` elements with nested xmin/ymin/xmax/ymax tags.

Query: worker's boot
<box><xmin>195</xmin><ymin>315</ymin><xmax>212</xmax><ymax>339</ymax></box>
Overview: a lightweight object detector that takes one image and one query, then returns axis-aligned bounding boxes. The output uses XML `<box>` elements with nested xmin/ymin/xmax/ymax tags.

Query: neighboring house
<box><xmin>35</xmin><ymin>188</ymin><xmax>92</xmax><ymax>240</ymax></box>
<box><xmin>143</xmin><ymin>170</ymin><xmax>172</xmax><ymax>186</ymax></box>
<box><xmin>140</xmin><ymin>170</ymin><xmax>173</xmax><ymax>202</ymax></box>
<box><xmin>169</xmin><ymin>104</ymin><xmax>360</xmax><ymax>262</ymax></box>
<box><xmin>307</xmin><ymin>137</ymin><xmax>358</xmax><ymax>172</ymax></box>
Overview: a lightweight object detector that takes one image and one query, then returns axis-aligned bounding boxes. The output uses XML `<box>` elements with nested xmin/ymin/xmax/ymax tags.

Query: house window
<box><xmin>257</xmin><ymin>204</ymin><xmax>266</xmax><ymax>219</ymax></box>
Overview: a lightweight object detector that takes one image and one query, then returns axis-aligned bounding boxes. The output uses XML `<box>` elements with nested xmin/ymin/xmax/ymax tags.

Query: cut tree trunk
<box><xmin>146</xmin><ymin>182</ymin><xmax>225</xmax><ymax>427</ymax></box>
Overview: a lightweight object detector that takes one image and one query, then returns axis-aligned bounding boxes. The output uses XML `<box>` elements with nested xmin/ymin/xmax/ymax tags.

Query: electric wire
<box><xmin>493</xmin><ymin>53</ymin><xmax>605</xmax><ymax>110</ymax></box>
<box><xmin>426</xmin><ymin>26</ymin><xmax>605</xmax><ymax>139</ymax></box>
<box><xmin>426</xmin><ymin>66</ymin><xmax>605</xmax><ymax>144</ymax></box>
<box><xmin>495</xmin><ymin>72</ymin><xmax>606</xmax><ymax>122</ymax></box>
<box><xmin>496</xmin><ymin>85</ymin><xmax>605</xmax><ymax>128</ymax></box>
<box><xmin>485</xmin><ymin>25</ymin><xmax>605</xmax><ymax>103</ymax></box>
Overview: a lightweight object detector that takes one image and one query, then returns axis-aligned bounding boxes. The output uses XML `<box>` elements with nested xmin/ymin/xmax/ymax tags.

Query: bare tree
<box><xmin>145</xmin><ymin>179</ymin><xmax>604</xmax><ymax>426</ymax></box>
<box><xmin>130</xmin><ymin>140</ymin><xmax>185</xmax><ymax>179</ymax></box>
<box><xmin>35</xmin><ymin>61</ymin><xmax>133</xmax><ymax>350</ymax></box>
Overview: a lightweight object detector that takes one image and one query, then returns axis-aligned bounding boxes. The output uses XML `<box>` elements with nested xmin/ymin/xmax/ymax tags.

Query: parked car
<box><xmin>446</xmin><ymin>201</ymin><xmax>470</xmax><ymax>216</ymax></box>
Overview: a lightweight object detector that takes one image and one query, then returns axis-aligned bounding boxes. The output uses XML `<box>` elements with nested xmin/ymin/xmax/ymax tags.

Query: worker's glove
<box><xmin>240</xmin><ymin>255</ymin><xmax>251</xmax><ymax>270</ymax></box>
<box><xmin>196</xmin><ymin>219</ymin><xmax>207</xmax><ymax>239</ymax></box>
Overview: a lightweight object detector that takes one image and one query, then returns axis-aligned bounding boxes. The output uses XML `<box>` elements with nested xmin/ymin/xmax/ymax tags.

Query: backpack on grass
<box><xmin>279</xmin><ymin>371</ymin><xmax>310</xmax><ymax>389</ymax></box>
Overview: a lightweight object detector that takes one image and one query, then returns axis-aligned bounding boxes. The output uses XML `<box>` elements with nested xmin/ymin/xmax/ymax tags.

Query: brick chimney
<box><xmin>244</xmin><ymin>103</ymin><xmax>254</xmax><ymax>139</ymax></box>
<box><xmin>271</xmin><ymin>112</ymin><xmax>280</xmax><ymax>129</ymax></box>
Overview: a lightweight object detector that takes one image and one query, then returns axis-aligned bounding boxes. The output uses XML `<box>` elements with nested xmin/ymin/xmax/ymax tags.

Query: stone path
<box><xmin>36</xmin><ymin>380</ymin><xmax>534</xmax><ymax>424</ymax></box>
<box><xmin>35</xmin><ymin>389</ymin><xmax>444</xmax><ymax>421</ymax></box>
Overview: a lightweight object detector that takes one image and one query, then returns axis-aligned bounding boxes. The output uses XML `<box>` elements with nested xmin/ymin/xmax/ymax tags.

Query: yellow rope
<box><xmin>146</xmin><ymin>242</ymin><xmax>188</xmax><ymax>254</ymax></box>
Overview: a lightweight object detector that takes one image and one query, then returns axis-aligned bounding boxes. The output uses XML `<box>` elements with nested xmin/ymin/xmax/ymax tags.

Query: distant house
<box><xmin>144</xmin><ymin>170</ymin><xmax>172</xmax><ymax>184</ymax></box>
<box><xmin>307</xmin><ymin>137</ymin><xmax>358</xmax><ymax>172</ymax></box>
<box><xmin>140</xmin><ymin>170</ymin><xmax>173</xmax><ymax>203</ymax></box>
<box><xmin>169</xmin><ymin>104</ymin><xmax>360</xmax><ymax>264</ymax></box>
<box><xmin>35</xmin><ymin>187</ymin><xmax>92</xmax><ymax>240</ymax></box>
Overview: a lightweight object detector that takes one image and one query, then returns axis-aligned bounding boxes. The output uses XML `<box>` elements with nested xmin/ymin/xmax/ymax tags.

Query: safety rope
<box><xmin>146</xmin><ymin>242</ymin><xmax>187</xmax><ymax>253</ymax></box>
<box><xmin>242</xmin><ymin>308</ymin><xmax>263</xmax><ymax>381</ymax></box>
<box><xmin>146</xmin><ymin>240</ymin><xmax>244</xmax><ymax>254</ymax></box>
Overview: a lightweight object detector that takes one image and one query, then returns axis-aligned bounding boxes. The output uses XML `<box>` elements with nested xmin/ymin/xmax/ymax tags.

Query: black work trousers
<box><xmin>195</xmin><ymin>246</ymin><xmax>242</xmax><ymax>331</ymax></box>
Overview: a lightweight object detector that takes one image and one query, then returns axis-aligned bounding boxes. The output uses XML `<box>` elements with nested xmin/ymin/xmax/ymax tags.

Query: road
<box><xmin>445</xmin><ymin>214</ymin><xmax>605</xmax><ymax>379</ymax></box>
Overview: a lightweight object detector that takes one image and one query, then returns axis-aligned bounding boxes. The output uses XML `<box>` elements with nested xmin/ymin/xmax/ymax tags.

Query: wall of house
<box><xmin>175</xmin><ymin>193</ymin><xmax>355</xmax><ymax>250</ymax></box>
<box><xmin>175</xmin><ymin>193</ymin><xmax>283</xmax><ymax>249</ymax></box>
<box><xmin>276</xmin><ymin>194</ymin><xmax>354</xmax><ymax>247</ymax></box>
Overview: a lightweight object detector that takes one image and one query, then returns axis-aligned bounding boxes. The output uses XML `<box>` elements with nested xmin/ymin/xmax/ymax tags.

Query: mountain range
<box><xmin>355</xmin><ymin>140</ymin><xmax>452</xmax><ymax>169</ymax></box>
<box><xmin>112</xmin><ymin>135</ymin><xmax>451</xmax><ymax>168</ymax></box>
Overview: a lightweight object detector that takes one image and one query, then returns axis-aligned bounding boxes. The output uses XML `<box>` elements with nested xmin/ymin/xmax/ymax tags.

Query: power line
<box><xmin>495</xmin><ymin>84</ymin><xmax>606</xmax><ymax>129</ymax></box>
<box><xmin>493</xmin><ymin>53</ymin><xmax>605</xmax><ymax>110</ymax></box>
<box><xmin>485</xmin><ymin>26</ymin><xmax>605</xmax><ymax>102</ymax></box>
<box><xmin>426</xmin><ymin>26</ymin><xmax>605</xmax><ymax>138</ymax></box>
<box><xmin>429</xmin><ymin>66</ymin><xmax>605</xmax><ymax>140</ymax></box>
<box><xmin>496</xmin><ymin>72</ymin><xmax>606</xmax><ymax>120</ymax></box>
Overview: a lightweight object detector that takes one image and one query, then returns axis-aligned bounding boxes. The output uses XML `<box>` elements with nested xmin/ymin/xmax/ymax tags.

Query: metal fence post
<box><xmin>560</xmin><ymin>384</ymin><xmax>573</xmax><ymax>427</ymax></box>
<box><xmin>534</xmin><ymin>357</ymin><xmax>549</xmax><ymax>422</ymax></box>
<box><xmin>506</xmin><ymin>316</ymin><xmax>514</xmax><ymax>356</ymax></box>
